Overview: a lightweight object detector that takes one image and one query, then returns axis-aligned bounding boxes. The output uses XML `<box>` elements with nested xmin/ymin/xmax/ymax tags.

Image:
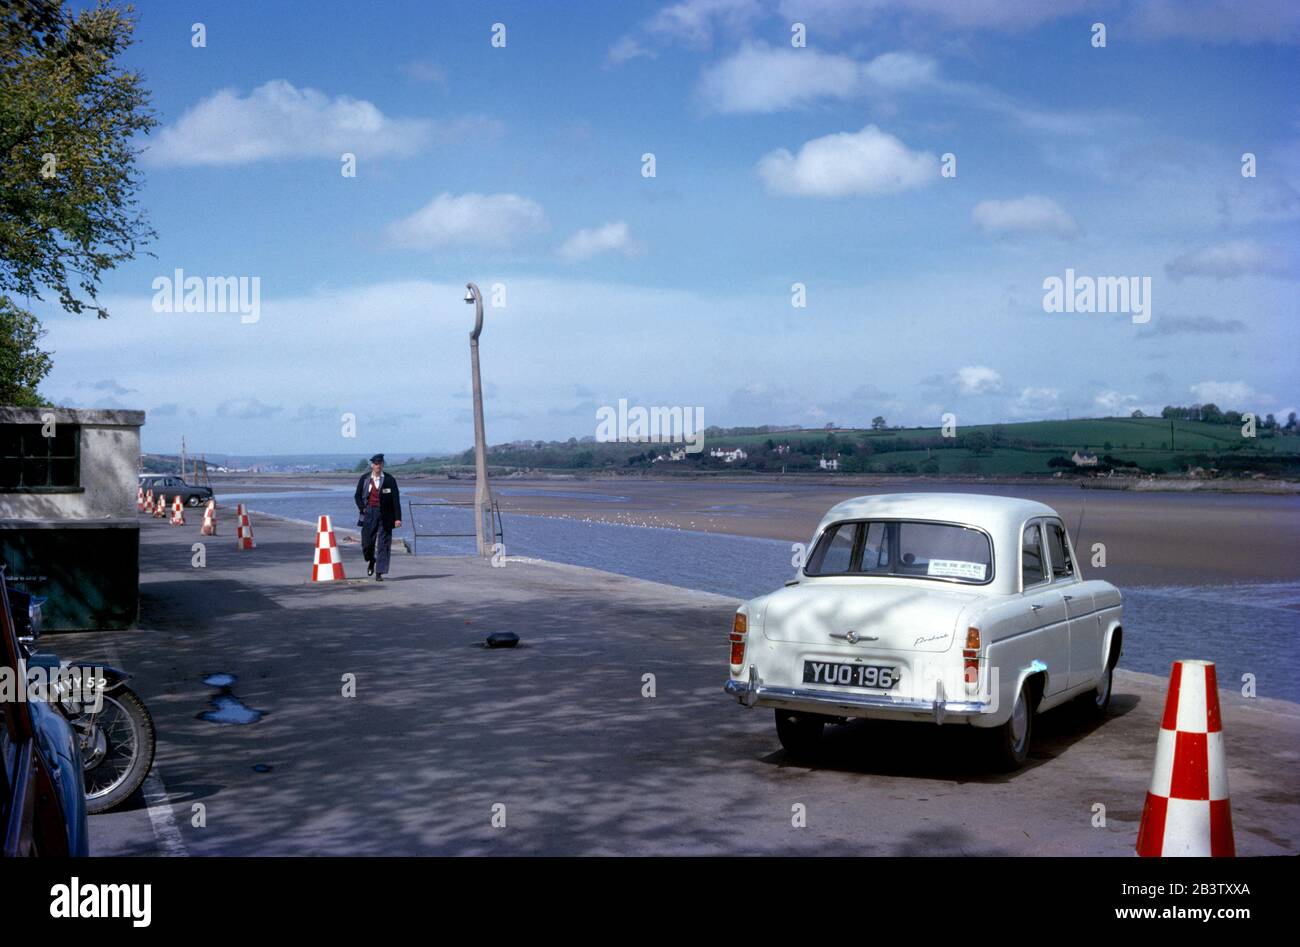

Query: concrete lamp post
<box><xmin>464</xmin><ymin>282</ymin><xmax>495</xmax><ymax>557</ymax></box>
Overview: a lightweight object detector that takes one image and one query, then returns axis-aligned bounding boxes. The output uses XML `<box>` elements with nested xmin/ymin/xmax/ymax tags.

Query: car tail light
<box><xmin>730</xmin><ymin>612</ymin><xmax>748</xmax><ymax>665</ymax></box>
<box><xmin>963</xmin><ymin>626</ymin><xmax>981</xmax><ymax>686</ymax></box>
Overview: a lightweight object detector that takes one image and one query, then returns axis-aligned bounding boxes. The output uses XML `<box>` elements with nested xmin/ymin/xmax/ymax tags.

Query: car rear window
<box><xmin>805</xmin><ymin>520</ymin><xmax>993</xmax><ymax>583</ymax></box>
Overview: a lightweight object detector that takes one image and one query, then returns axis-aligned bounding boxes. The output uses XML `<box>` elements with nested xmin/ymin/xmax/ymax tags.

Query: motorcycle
<box><xmin>6</xmin><ymin>583</ymin><xmax>156</xmax><ymax>815</ymax></box>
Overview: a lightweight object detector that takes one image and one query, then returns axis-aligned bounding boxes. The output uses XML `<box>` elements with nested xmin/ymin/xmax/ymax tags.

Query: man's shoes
<box><xmin>375</xmin><ymin>573</ymin><xmax>384</xmax><ymax>582</ymax></box>
<box><xmin>366</xmin><ymin>560</ymin><xmax>374</xmax><ymax>576</ymax></box>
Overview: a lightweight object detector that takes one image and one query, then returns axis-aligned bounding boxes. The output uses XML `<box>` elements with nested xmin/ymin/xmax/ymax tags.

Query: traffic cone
<box><xmin>201</xmin><ymin>500</ymin><xmax>216</xmax><ymax>536</ymax></box>
<box><xmin>170</xmin><ymin>494</ymin><xmax>185</xmax><ymax>525</ymax></box>
<box><xmin>235</xmin><ymin>503</ymin><xmax>255</xmax><ymax>550</ymax></box>
<box><xmin>1136</xmin><ymin>660</ymin><xmax>1234</xmax><ymax>857</ymax></box>
<box><xmin>137</xmin><ymin>485</ymin><xmax>145</xmax><ymax>511</ymax></box>
<box><xmin>154</xmin><ymin>494</ymin><xmax>167</xmax><ymax>518</ymax></box>
<box><xmin>143</xmin><ymin>488</ymin><xmax>154</xmax><ymax>513</ymax></box>
<box><xmin>310</xmin><ymin>515</ymin><xmax>346</xmax><ymax>581</ymax></box>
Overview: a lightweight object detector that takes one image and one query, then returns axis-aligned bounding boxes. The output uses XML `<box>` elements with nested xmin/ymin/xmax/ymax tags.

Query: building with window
<box><xmin>709</xmin><ymin>447</ymin><xmax>747</xmax><ymax>463</ymax></box>
<box><xmin>0</xmin><ymin>407</ymin><xmax>144</xmax><ymax>630</ymax></box>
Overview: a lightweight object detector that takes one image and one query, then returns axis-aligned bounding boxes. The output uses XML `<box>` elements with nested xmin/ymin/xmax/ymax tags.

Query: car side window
<box><xmin>807</xmin><ymin>523</ymin><xmax>858</xmax><ymax>574</ymax></box>
<box><xmin>1021</xmin><ymin>522</ymin><xmax>1047</xmax><ymax>589</ymax></box>
<box><xmin>1045</xmin><ymin>521</ymin><xmax>1074</xmax><ymax>580</ymax></box>
<box><xmin>860</xmin><ymin>521</ymin><xmax>888</xmax><ymax>570</ymax></box>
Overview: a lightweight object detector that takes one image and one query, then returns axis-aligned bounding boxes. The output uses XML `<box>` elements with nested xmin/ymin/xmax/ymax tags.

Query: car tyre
<box><xmin>1078</xmin><ymin>656</ymin><xmax>1115</xmax><ymax>718</ymax></box>
<box><xmin>188</xmin><ymin>495</ymin><xmax>204</xmax><ymax>507</ymax></box>
<box><xmin>775</xmin><ymin>709</ymin><xmax>824</xmax><ymax>761</ymax></box>
<box><xmin>988</xmin><ymin>680</ymin><xmax>1034</xmax><ymax>771</ymax></box>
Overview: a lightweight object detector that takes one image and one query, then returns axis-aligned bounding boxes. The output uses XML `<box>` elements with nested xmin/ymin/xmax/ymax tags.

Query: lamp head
<box><xmin>464</xmin><ymin>286</ymin><xmax>477</xmax><ymax>304</ymax></box>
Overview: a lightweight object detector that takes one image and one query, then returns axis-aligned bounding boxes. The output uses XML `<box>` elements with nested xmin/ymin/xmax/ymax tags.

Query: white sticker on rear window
<box><xmin>927</xmin><ymin>559</ymin><xmax>987</xmax><ymax>580</ymax></box>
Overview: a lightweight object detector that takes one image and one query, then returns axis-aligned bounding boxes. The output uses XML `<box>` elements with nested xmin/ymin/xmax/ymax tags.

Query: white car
<box><xmin>725</xmin><ymin>493</ymin><xmax>1123</xmax><ymax>769</ymax></box>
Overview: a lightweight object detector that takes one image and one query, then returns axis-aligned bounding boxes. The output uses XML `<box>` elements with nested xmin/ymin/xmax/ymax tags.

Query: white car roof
<box><xmin>816</xmin><ymin>493</ymin><xmax>1060</xmax><ymax>537</ymax></box>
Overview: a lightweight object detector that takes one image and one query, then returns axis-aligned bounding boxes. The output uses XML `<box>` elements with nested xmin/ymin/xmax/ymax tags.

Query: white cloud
<box><xmin>1165</xmin><ymin>239</ymin><xmax>1298</xmax><ymax>280</ymax></box>
<box><xmin>1189</xmin><ymin>381</ymin><xmax>1261</xmax><ymax>406</ymax></box>
<box><xmin>607</xmin><ymin>36</ymin><xmax>654</xmax><ymax>64</ymax></box>
<box><xmin>402</xmin><ymin>60</ymin><xmax>447</xmax><ymax>85</ymax></box>
<box><xmin>557</xmin><ymin>221</ymin><xmax>642</xmax><ymax>262</ymax></box>
<box><xmin>972</xmin><ymin>195</ymin><xmax>1079</xmax><ymax>239</ymax></box>
<box><xmin>1014</xmin><ymin>387</ymin><xmax>1060</xmax><ymax>414</ymax></box>
<box><xmin>146</xmin><ymin>80</ymin><xmax>430</xmax><ymax>166</ymax></box>
<box><xmin>698</xmin><ymin>42</ymin><xmax>936</xmax><ymax>113</ymax></box>
<box><xmin>777</xmin><ymin>0</ymin><xmax>1093</xmax><ymax>33</ymax></box>
<box><xmin>1093</xmin><ymin>390</ymin><xmax>1143</xmax><ymax>415</ymax></box>
<box><xmin>386</xmin><ymin>193</ymin><xmax>548</xmax><ymax>250</ymax></box>
<box><xmin>216</xmin><ymin>397</ymin><xmax>283</xmax><ymax>420</ymax></box>
<box><xmin>1129</xmin><ymin>0</ymin><xmax>1300</xmax><ymax>44</ymax></box>
<box><xmin>610</xmin><ymin>0</ymin><xmax>765</xmax><ymax>61</ymax></box>
<box><xmin>757</xmin><ymin>125</ymin><xmax>936</xmax><ymax>197</ymax></box>
<box><xmin>956</xmin><ymin>365</ymin><xmax>1003</xmax><ymax>395</ymax></box>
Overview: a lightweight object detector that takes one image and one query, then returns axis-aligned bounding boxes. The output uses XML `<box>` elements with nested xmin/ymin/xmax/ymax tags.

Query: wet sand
<box><xmin>212</xmin><ymin>475</ymin><xmax>1300</xmax><ymax>589</ymax></box>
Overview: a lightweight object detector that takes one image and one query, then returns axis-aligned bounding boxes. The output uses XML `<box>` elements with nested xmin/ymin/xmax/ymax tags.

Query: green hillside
<box><xmin>388</xmin><ymin>415</ymin><xmax>1300</xmax><ymax>479</ymax></box>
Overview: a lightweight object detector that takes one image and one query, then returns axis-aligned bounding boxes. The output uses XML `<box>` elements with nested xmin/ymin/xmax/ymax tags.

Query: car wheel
<box><xmin>775</xmin><ymin>709</ymin><xmax>824</xmax><ymax>761</ymax></box>
<box><xmin>1079</xmin><ymin>659</ymin><xmax>1114</xmax><ymax>717</ymax></box>
<box><xmin>989</xmin><ymin>680</ymin><xmax>1034</xmax><ymax>771</ymax></box>
<box><xmin>188</xmin><ymin>495</ymin><xmax>203</xmax><ymax>507</ymax></box>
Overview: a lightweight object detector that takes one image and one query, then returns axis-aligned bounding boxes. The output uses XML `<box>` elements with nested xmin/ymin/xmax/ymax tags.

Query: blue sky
<box><xmin>36</xmin><ymin>0</ymin><xmax>1300</xmax><ymax>454</ymax></box>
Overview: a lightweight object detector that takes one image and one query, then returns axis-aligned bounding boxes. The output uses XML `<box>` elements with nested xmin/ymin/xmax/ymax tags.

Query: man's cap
<box><xmin>369</xmin><ymin>453</ymin><xmax>385</xmax><ymax>465</ymax></box>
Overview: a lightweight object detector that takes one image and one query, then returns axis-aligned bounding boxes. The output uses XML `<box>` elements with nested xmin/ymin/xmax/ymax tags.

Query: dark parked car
<box><xmin>139</xmin><ymin>474</ymin><xmax>214</xmax><ymax>507</ymax></box>
<box><xmin>1</xmin><ymin>572</ymin><xmax>89</xmax><ymax>856</ymax></box>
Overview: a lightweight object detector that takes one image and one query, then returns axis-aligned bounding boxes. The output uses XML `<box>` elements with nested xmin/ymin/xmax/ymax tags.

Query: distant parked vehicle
<box><xmin>725</xmin><ymin>494</ymin><xmax>1124</xmax><ymax>770</ymax></box>
<box><xmin>1</xmin><ymin>570</ymin><xmax>88</xmax><ymax>855</ymax></box>
<box><xmin>139</xmin><ymin>474</ymin><xmax>213</xmax><ymax>507</ymax></box>
<box><xmin>7</xmin><ymin>582</ymin><xmax>156</xmax><ymax>815</ymax></box>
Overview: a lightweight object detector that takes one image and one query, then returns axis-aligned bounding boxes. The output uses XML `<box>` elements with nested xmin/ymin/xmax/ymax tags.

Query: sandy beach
<box><xmin>213</xmin><ymin>474</ymin><xmax>1300</xmax><ymax>589</ymax></box>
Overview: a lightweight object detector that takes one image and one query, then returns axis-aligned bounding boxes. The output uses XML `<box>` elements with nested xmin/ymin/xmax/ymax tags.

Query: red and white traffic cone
<box><xmin>201</xmin><ymin>499</ymin><xmax>216</xmax><ymax>536</ymax></box>
<box><xmin>1136</xmin><ymin>659</ymin><xmax>1234</xmax><ymax>857</ymax></box>
<box><xmin>235</xmin><ymin>503</ymin><xmax>255</xmax><ymax>549</ymax></box>
<box><xmin>143</xmin><ymin>488</ymin><xmax>154</xmax><ymax>513</ymax></box>
<box><xmin>137</xmin><ymin>485</ymin><xmax>145</xmax><ymax>512</ymax></box>
<box><xmin>310</xmin><ymin>515</ymin><xmax>346</xmax><ymax>582</ymax></box>
<box><xmin>170</xmin><ymin>494</ymin><xmax>185</xmax><ymax>525</ymax></box>
<box><xmin>154</xmin><ymin>494</ymin><xmax>167</xmax><ymax>518</ymax></box>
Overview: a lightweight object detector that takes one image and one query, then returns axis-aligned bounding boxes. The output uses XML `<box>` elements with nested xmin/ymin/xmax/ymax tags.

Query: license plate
<box><xmin>803</xmin><ymin>661</ymin><xmax>899</xmax><ymax>689</ymax></box>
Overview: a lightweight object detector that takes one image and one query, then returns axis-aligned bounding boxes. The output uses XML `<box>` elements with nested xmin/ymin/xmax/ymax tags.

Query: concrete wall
<box><xmin>1</xmin><ymin>407</ymin><xmax>144</xmax><ymax>630</ymax></box>
<box><xmin>0</xmin><ymin>407</ymin><xmax>143</xmax><ymax>521</ymax></box>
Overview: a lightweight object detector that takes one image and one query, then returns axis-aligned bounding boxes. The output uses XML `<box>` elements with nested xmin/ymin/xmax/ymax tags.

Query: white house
<box><xmin>710</xmin><ymin>448</ymin><xmax>748</xmax><ymax>464</ymax></box>
<box><xmin>1071</xmin><ymin>451</ymin><xmax>1099</xmax><ymax>467</ymax></box>
<box><xmin>653</xmin><ymin>448</ymin><xmax>687</xmax><ymax>463</ymax></box>
<box><xmin>819</xmin><ymin>456</ymin><xmax>840</xmax><ymax>471</ymax></box>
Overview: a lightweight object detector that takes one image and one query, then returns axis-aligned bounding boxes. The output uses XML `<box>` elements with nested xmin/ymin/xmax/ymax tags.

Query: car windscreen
<box><xmin>805</xmin><ymin>520</ymin><xmax>993</xmax><ymax>584</ymax></box>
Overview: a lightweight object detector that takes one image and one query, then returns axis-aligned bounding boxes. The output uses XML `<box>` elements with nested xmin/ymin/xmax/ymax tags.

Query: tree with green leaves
<box><xmin>1</xmin><ymin>0</ymin><xmax>156</xmax><ymax>404</ymax></box>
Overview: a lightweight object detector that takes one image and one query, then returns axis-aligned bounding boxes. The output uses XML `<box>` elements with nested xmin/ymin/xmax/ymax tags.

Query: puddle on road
<box><xmin>197</xmin><ymin>672</ymin><xmax>266</xmax><ymax>725</ymax></box>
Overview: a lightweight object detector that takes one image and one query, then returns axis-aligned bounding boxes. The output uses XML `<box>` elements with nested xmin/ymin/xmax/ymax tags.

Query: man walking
<box><xmin>354</xmin><ymin>453</ymin><xmax>401</xmax><ymax>581</ymax></box>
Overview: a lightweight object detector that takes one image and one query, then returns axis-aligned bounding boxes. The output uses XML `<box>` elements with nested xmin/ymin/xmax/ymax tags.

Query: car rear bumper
<box><xmin>725</xmin><ymin>666</ymin><xmax>991</xmax><ymax>725</ymax></box>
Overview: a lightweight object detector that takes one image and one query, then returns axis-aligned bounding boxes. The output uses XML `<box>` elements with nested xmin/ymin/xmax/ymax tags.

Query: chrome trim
<box><xmin>829</xmin><ymin>630</ymin><xmax>877</xmax><ymax>644</ymax></box>
<box><xmin>724</xmin><ymin>676</ymin><xmax>991</xmax><ymax>722</ymax></box>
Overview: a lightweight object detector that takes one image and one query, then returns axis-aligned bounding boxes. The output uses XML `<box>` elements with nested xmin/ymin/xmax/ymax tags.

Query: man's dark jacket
<box><xmin>354</xmin><ymin>472</ymin><xmax>401</xmax><ymax>530</ymax></box>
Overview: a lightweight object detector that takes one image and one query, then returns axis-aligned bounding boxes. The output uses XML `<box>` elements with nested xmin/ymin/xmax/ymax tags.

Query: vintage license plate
<box><xmin>803</xmin><ymin>661</ymin><xmax>899</xmax><ymax>689</ymax></box>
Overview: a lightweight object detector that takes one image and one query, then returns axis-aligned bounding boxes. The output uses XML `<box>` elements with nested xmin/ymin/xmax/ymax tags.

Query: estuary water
<box><xmin>219</xmin><ymin>487</ymin><xmax>1300</xmax><ymax>703</ymax></box>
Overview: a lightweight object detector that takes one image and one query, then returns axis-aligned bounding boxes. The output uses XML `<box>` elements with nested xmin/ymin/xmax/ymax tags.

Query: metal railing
<box><xmin>407</xmin><ymin>499</ymin><xmax>504</xmax><ymax>555</ymax></box>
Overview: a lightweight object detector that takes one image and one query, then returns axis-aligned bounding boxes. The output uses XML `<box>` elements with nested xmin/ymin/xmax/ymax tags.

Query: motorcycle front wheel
<box><xmin>74</xmin><ymin>687</ymin><xmax>157</xmax><ymax>815</ymax></box>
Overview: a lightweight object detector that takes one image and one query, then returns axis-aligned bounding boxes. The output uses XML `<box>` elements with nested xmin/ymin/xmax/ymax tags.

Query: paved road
<box><xmin>62</xmin><ymin>513</ymin><xmax>1300</xmax><ymax>855</ymax></box>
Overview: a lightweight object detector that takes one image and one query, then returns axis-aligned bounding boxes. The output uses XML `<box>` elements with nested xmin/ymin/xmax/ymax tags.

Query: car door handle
<box><xmin>1030</xmin><ymin>604</ymin><xmax>1043</xmax><ymax>611</ymax></box>
<box><xmin>1063</xmin><ymin>595</ymin><xmax>1074</xmax><ymax>601</ymax></box>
